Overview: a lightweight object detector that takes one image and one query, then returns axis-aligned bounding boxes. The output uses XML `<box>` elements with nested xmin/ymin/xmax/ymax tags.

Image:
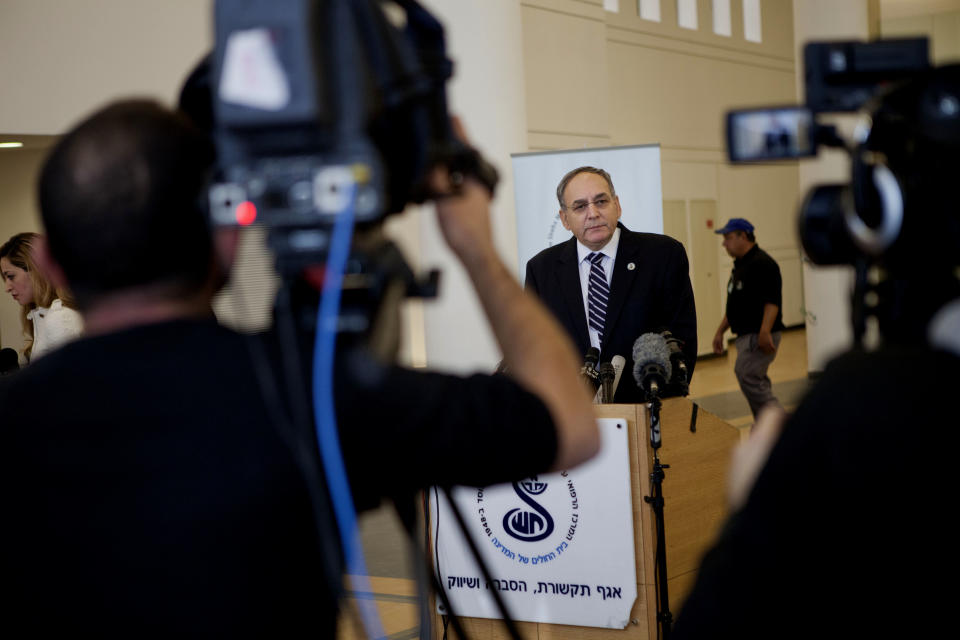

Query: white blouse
<box><xmin>26</xmin><ymin>299</ymin><xmax>84</xmax><ymax>360</ymax></box>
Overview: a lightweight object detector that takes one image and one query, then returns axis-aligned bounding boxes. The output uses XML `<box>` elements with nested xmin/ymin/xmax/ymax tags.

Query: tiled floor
<box><xmin>340</xmin><ymin>329</ymin><xmax>812</xmax><ymax>638</ymax></box>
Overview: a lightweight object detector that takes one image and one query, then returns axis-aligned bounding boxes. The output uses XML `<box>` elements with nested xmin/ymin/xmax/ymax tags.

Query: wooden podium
<box><xmin>432</xmin><ymin>398</ymin><xmax>740</xmax><ymax>639</ymax></box>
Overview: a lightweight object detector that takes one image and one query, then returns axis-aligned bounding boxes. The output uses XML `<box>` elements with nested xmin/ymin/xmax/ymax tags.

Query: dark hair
<box><xmin>556</xmin><ymin>166</ymin><xmax>616</xmax><ymax>209</ymax></box>
<box><xmin>38</xmin><ymin>100</ymin><xmax>215</xmax><ymax>308</ymax></box>
<box><xmin>744</xmin><ymin>230</ymin><xmax>756</xmax><ymax>243</ymax></box>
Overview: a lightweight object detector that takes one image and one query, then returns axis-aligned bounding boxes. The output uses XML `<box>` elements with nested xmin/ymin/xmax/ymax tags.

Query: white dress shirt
<box><xmin>575</xmin><ymin>227</ymin><xmax>620</xmax><ymax>350</ymax></box>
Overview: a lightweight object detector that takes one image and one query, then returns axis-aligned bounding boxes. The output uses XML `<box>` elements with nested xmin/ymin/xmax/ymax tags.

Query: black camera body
<box><xmin>209</xmin><ymin>0</ymin><xmax>387</xmax><ymax>240</ymax></box>
<box><xmin>200</xmin><ymin>0</ymin><xmax>498</xmax><ymax>276</ymax></box>
<box><xmin>726</xmin><ymin>38</ymin><xmax>960</xmax><ymax>346</ymax></box>
<box><xmin>184</xmin><ymin>0</ymin><xmax>504</xmax><ymax>344</ymax></box>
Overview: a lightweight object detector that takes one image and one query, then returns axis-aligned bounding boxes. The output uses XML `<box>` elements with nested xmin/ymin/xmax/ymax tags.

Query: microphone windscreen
<box><xmin>632</xmin><ymin>333</ymin><xmax>673</xmax><ymax>381</ymax></box>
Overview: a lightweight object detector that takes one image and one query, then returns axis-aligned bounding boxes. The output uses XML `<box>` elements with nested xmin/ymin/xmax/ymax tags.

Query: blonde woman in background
<box><xmin>0</xmin><ymin>232</ymin><xmax>83</xmax><ymax>362</ymax></box>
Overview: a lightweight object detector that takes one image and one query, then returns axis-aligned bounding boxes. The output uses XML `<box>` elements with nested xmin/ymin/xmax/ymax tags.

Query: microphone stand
<box><xmin>643</xmin><ymin>389</ymin><xmax>673</xmax><ymax>638</ymax></box>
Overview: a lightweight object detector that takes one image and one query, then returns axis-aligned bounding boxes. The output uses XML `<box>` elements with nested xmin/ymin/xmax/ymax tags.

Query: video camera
<box><xmin>201</xmin><ymin>0</ymin><xmax>497</xmax><ymax>275</ymax></box>
<box><xmin>182</xmin><ymin>4</ymin><xmax>509</xmax><ymax>636</ymax></box>
<box><xmin>725</xmin><ymin>38</ymin><xmax>960</xmax><ymax>346</ymax></box>
<box><xmin>180</xmin><ymin>0</ymin><xmax>507</xmax><ymax>351</ymax></box>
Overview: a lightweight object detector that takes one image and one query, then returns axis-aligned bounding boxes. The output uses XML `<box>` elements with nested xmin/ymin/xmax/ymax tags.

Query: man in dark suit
<box><xmin>525</xmin><ymin>166</ymin><xmax>697</xmax><ymax>403</ymax></box>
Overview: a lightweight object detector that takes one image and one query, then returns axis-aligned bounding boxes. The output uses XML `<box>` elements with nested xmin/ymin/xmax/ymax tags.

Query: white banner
<box><xmin>432</xmin><ymin>419</ymin><xmax>637</xmax><ymax>629</ymax></box>
<box><xmin>511</xmin><ymin>145</ymin><xmax>663</xmax><ymax>282</ymax></box>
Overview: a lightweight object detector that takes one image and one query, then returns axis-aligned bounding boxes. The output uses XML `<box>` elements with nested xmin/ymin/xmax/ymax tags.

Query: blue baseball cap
<box><xmin>715</xmin><ymin>218</ymin><xmax>754</xmax><ymax>234</ymax></box>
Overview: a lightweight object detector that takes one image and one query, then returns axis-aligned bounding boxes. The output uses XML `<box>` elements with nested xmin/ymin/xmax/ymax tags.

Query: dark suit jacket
<box><xmin>525</xmin><ymin>223</ymin><xmax>697</xmax><ymax>403</ymax></box>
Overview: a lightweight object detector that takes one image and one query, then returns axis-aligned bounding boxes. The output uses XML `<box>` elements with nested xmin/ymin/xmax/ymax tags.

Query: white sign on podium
<box><xmin>432</xmin><ymin>418</ymin><xmax>637</xmax><ymax>629</ymax></box>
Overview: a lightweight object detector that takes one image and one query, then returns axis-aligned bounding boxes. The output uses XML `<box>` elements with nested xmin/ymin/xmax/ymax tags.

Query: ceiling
<box><xmin>0</xmin><ymin>134</ymin><xmax>58</xmax><ymax>152</ymax></box>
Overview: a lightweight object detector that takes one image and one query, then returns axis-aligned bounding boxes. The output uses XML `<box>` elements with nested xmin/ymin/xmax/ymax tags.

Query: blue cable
<box><xmin>313</xmin><ymin>180</ymin><xmax>386</xmax><ymax>639</ymax></box>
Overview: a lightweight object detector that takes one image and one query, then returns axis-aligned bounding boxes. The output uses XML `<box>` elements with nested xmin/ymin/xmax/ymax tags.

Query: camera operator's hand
<box><xmin>427</xmin><ymin>117</ymin><xmax>499</xmax><ymax>266</ymax></box>
<box><xmin>429</xmin><ymin>163</ymin><xmax>599</xmax><ymax>471</ymax></box>
<box><xmin>429</xmin><ymin>167</ymin><xmax>497</xmax><ymax>269</ymax></box>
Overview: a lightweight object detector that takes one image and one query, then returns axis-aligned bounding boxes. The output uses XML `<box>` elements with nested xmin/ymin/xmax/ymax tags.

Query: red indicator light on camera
<box><xmin>235</xmin><ymin>201</ymin><xmax>257</xmax><ymax>226</ymax></box>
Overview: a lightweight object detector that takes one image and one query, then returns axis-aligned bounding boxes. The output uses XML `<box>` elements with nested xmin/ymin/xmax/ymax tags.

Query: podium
<box><xmin>431</xmin><ymin>398</ymin><xmax>740</xmax><ymax>639</ymax></box>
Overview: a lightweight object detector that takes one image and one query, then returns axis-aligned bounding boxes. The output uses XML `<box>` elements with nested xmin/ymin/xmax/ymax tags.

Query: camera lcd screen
<box><xmin>726</xmin><ymin>107</ymin><xmax>816</xmax><ymax>163</ymax></box>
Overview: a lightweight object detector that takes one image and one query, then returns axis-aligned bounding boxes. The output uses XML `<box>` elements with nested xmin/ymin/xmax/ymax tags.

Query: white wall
<box><xmin>0</xmin><ymin>0</ymin><xmax>212</xmax><ymax>134</ymax></box>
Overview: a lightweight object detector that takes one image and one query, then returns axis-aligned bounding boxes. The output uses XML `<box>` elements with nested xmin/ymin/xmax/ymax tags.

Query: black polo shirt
<box><xmin>725</xmin><ymin>245</ymin><xmax>785</xmax><ymax>335</ymax></box>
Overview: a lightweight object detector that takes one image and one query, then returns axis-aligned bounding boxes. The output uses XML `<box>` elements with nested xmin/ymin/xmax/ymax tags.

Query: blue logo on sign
<box><xmin>502</xmin><ymin>476</ymin><xmax>555</xmax><ymax>542</ymax></box>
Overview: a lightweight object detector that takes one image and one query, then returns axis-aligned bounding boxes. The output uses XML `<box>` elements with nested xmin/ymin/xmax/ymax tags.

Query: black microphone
<box><xmin>598</xmin><ymin>362</ymin><xmax>616</xmax><ymax>403</ymax></box>
<box><xmin>632</xmin><ymin>333</ymin><xmax>673</xmax><ymax>402</ymax></box>
<box><xmin>593</xmin><ymin>355</ymin><xmax>626</xmax><ymax>404</ymax></box>
<box><xmin>661</xmin><ymin>330</ymin><xmax>689</xmax><ymax>394</ymax></box>
<box><xmin>581</xmin><ymin>347</ymin><xmax>600</xmax><ymax>389</ymax></box>
<box><xmin>0</xmin><ymin>347</ymin><xmax>19</xmax><ymax>376</ymax></box>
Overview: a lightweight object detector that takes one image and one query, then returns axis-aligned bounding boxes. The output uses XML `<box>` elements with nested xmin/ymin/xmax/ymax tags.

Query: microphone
<box><xmin>610</xmin><ymin>354</ymin><xmax>626</xmax><ymax>401</ymax></box>
<box><xmin>632</xmin><ymin>333</ymin><xmax>672</xmax><ymax>401</ymax></box>
<box><xmin>598</xmin><ymin>362</ymin><xmax>616</xmax><ymax>403</ymax></box>
<box><xmin>661</xmin><ymin>330</ymin><xmax>689</xmax><ymax>394</ymax></box>
<box><xmin>581</xmin><ymin>347</ymin><xmax>600</xmax><ymax>389</ymax></box>
<box><xmin>592</xmin><ymin>355</ymin><xmax>626</xmax><ymax>404</ymax></box>
<box><xmin>0</xmin><ymin>347</ymin><xmax>19</xmax><ymax>375</ymax></box>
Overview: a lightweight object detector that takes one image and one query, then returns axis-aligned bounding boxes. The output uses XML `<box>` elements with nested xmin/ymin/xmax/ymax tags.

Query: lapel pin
<box><xmin>627</xmin><ymin>262</ymin><xmax>636</xmax><ymax>271</ymax></box>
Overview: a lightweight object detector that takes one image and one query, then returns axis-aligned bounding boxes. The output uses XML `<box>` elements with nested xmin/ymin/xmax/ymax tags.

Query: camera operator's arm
<box><xmin>431</xmin><ymin>171</ymin><xmax>599</xmax><ymax>471</ymax></box>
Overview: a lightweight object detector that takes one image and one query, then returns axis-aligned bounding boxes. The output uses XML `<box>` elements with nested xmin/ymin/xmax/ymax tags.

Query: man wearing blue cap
<box><xmin>712</xmin><ymin>218</ymin><xmax>784</xmax><ymax>419</ymax></box>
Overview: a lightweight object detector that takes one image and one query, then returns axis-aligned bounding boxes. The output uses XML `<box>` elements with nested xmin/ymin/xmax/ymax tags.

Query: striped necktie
<box><xmin>587</xmin><ymin>252</ymin><xmax>610</xmax><ymax>344</ymax></box>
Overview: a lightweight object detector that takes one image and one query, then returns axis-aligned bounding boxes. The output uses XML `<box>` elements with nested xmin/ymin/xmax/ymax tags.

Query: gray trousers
<box><xmin>734</xmin><ymin>332</ymin><xmax>782</xmax><ymax>418</ymax></box>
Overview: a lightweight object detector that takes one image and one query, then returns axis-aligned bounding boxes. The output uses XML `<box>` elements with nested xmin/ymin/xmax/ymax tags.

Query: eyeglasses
<box><xmin>566</xmin><ymin>196</ymin><xmax>613</xmax><ymax>215</ymax></box>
